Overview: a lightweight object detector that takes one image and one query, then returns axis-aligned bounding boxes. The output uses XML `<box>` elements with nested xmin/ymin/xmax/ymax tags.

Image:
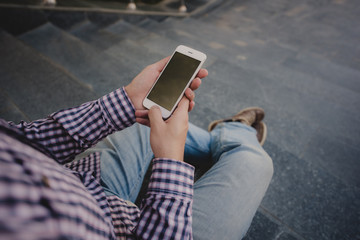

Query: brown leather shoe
<box><xmin>253</xmin><ymin>121</ymin><xmax>267</xmax><ymax>146</ymax></box>
<box><xmin>208</xmin><ymin>107</ymin><xmax>267</xmax><ymax>145</ymax></box>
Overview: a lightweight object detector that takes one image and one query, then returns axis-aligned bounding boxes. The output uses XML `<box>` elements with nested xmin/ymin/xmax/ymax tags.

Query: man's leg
<box><xmin>81</xmin><ymin>109</ymin><xmax>272</xmax><ymax>239</ymax></box>
<box><xmin>92</xmin><ymin>123</ymin><xmax>154</xmax><ymax>203</ymax></box>
<box><xmin>97</xmin><ymin>122</ymin><xmax>210</xmax><ymax>203</ymax></box>
<box><xmin>190</xmin><ymin>121</ymin><xmax>273</xmax><ymax>239</ymax></box>
<box><xmin>79</xmin><ymin>121</ymin><xmax>210</xmax><ymax>204</ymax></box>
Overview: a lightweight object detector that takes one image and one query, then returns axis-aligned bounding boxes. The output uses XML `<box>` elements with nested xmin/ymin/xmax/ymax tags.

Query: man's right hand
<box><xmin>148</xmin><ymin>97</ymin><xmax>190</xmax><ymax>162</ymax></box>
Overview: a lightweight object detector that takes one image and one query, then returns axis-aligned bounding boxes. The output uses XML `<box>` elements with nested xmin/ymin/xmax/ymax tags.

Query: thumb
<box><xmin>172</xmin><ymin>97</ymin><xmax>190</xmax><ymax>118</ymax></box>
<box><xmin>154</xmin><ymin>56</ymin><xmax>171</xmax><ymax>72</ymax></box>
<box><xmin>148</xmin><ymin>106</ymin><xmax>163</xmax><ymax>126</ymax></box>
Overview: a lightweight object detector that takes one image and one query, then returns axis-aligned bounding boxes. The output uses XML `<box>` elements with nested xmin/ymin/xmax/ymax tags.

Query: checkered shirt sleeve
<box><xmin>134</xmin><ymin>158</ymin><xmax>195</xmax><ymax>240</ymax></box>
<box><xmin>3</xmin><ymin>87</ymin><xmax>196</xmax><ymax>240</ymax></box>
<box><xmin>10</xmin><ymin>87</ymin><xmax>135</xmax><ymax>164</ymax></box>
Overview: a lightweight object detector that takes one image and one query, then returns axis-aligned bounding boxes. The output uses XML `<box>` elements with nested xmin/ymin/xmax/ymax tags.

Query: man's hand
<box><xmin>148</xmin><ymin>97</ymin><xmax>190</xmax><ymax>161</ymax></box>
<box><xmin>124</xmin><ymin>57</ymin><xmax>208</xmax><ymax>126</ymax></box>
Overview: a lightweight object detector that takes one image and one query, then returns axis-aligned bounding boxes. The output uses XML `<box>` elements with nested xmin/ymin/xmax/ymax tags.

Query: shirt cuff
<box><xmin>148</xmin><ymin>158</ymin><xmax>195</xmax><ymax>200</ymax></box>
<box><xmin>99</xmin><ymin>87</ymin><xmax>136</xmax><ymax>131</ymax></box>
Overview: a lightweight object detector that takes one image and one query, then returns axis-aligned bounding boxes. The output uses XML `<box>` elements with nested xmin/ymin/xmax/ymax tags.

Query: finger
<box><xmin>148</xmin><ymin>106</ymin><xmax>164</xmax><ymax>127</ymax></box>
<box><xmin>136</xmin><ymin>118</ymin><xmax>150</xmax><ymax>127</ymax></box>
<box><xmin>185</xmin><ymin>88</ymin><xmax>195</xmax><ymax>102</ymax></box>
<box><xmin>153</xmin><ymin>56</ymin><xmax>171</xmax><ymax>72</ymax></box>
<box><xmin>196</xmin><ymin>68</ymin><xmax>208</xmax><ymax>79</ymax></box>
<box><xmin>189</xmin><ymin>101</ymin><xmax>195</xmax><ymax>112</ymax></box>
<box><xmin>190</xmin><ymin>78</ymin><xmax>201</xmax><ymax>91</ymax></box>
<box><xmin>135</xmin><ymin>110</ymin><xmax>149</xmax><ymax>119</ymax></box>
<box><xmin>178</xmin><ymin>97</ymin><xmax>190</xmax><ymax>110</ymax></box>
<box><xmin>172</xmin><ymin>97</ymin><xmax>190</xmax><ymax>118</ymax></box>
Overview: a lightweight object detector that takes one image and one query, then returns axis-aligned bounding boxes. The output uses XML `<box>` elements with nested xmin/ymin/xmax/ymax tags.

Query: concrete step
<box><xmin>198</xmin><ymin>0</ymin><xmax>298</xmax><ymax>36</ymax></box>
<box><xmin>260</xmin><ymin>5</ymin><xmax>360</xmax><ymax>71</ymax></box>
<box><xmin>0</xmin><ymin>7</ymin><xmax>48</xmax><ymax>36</ymax></box>
<box><xmin>104</xmin><ymin>39</ymin><xmax>164</xmax><ymax>72</ymax></box>
<box><xmin>260</xmin><ymin>141</ymin><xmax>360</xmax><ymax>240</ymax></box>
<box><xmin>0</xmin><ymin>90</ymin><xmax>29</xmax><ymax>123</ymax></box>
<box><xmin>140</xmin><ymin>18</ymin><xmax>360</xmax><ymax>125</ymax></box>
<box><xmin>19</xmin><ymin>23</ymin><xmax>138</xmax><ymax>97</ymax></box>
<box><xmin>244</xmin><ymin>56</ymin><xmax>360</xmax><ymax>114</ymax></box>
<box><xmin>147</xmin><ymin>17</ymin><xmax>268</xmax><ymax>51</ymax></box>
<box><xmin>0</xmin><ymin>29</ymin><xmax>97</xmax><ymax>121</ymax></box>
<box><xmin>282</xmin><ymin>51</ymin><xmax>360</xmax><ymax>93</ymax></box>
<box><xmin>136</xmin><ymin>17</ymin><xmax>162</xmax><ymax>29</ymax></box>
<box><xmin>243</xmin><ymin>209</ymin><xmax>299</xmax><ymax>240</ymax></box>
<box><xmin>105</xmin><ymin>19</ymin><xmax>153</xmax><ymax>41</ymax></box>
<box><xmin>198</xmin><ymin>57</ymin><xmax>360</xmax><ymax>146</ymax></box>
<box><xmin>134</xmin><ymin>32</ymin><xmax>217</xmax><ymax>68</ymax></box>
<box><xmin>105</xmin><ymin>18</ymin><xmax>216</xmax><ymax>67</ymax></box>
<box><xmin>46</xmin><ymin>11</ymin><xmax>87</xmax><ymax>31</ymax></box>
<box><xmin>69</xmin><ymin>20</ymin><xmax>124</xmax><ymax>51</ymax></box>
<box><xmin>139</xmin><ymin>17</ymin><xmax>296</xmax><ymax>70</ymax></box>
<box><xmin>200</xmin><ymin>0</ymin><xmax>360</xmax><ymax>71</ymax></box>
<box><xmin>158</xmin><ymin>18</ymin><xmax>359</xmax><ymax>129</ymax></box>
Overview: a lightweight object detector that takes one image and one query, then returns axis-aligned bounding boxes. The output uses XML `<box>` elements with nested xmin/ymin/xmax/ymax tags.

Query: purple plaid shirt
<box><xmin>0</xmin><ymin>87</ymin><xmax>194</xmax><ymax>240</ymax></box>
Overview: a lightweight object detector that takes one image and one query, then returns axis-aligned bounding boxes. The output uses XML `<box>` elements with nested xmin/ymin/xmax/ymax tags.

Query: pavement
<box><xmin>0</xmin><ymin>0</ymin><xmax>359</xmax><ymax>239</ymax></box>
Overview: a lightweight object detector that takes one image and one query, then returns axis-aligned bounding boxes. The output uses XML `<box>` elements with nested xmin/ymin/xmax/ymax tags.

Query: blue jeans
<box><xmin>89</xmin><ymin>122</ymin><xmax>273</xmax><ymax>239</ymax></box>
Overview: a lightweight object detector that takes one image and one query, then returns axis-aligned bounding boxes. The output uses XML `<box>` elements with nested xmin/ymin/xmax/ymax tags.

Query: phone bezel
<box><xmin>143</xmin><ymin>45</ymin><xmax>207</xmax><ymax>119</ymax></box>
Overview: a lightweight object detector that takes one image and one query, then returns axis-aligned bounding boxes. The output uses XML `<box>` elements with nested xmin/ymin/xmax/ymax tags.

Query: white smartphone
<box><xmin>143</xmin><ymin>45</ymin><xmax>207</xmax><ymax>119</ymax></box>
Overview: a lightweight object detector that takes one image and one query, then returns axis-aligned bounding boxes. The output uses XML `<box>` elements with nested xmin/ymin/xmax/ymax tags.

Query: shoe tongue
<box><xmin>234</xmin><ymin>111</ymin><xmax>256</xmax><ymax>126</ymax></box>
<box><xmin>239</xmin><ymin>118</ymin><xmax>251</xmax><ymax>126</ymax></box>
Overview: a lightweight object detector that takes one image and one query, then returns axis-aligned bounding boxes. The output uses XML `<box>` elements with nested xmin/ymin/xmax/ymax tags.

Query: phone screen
<box><xmin>147</xmin><ymin>52</ymin><xmax>201</xmax><ymax>111</ymax></box>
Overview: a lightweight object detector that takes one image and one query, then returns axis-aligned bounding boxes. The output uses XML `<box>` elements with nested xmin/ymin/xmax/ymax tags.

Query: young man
<box><xmin>0</xmin><ymin>57</ymin><xmax>273</xmax><ymax>239</ymax></box>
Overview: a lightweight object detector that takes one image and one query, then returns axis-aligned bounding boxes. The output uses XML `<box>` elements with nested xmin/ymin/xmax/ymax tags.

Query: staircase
<box><xmin>1</xmin><ymin>1</ymin><xmax>360</xmax><ymax>239</ymax></box>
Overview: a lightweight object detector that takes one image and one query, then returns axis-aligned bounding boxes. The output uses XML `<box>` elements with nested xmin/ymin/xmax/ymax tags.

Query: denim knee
<box><xmin>220</xmin><ymin>144</ymin><xmax>273</xmax><ymax>186</ymax></box>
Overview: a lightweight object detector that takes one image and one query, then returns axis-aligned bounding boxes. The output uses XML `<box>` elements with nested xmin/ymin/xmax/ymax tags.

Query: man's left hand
<box><xmin>124</xmin><ymin>57</ymin><xmax>208</xmax><ymax>126</ymax></box>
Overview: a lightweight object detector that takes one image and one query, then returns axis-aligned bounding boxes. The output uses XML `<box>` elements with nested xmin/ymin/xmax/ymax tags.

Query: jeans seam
<box><xmin>128</xmin><ymin>151</ymin><xmax>154</xmax><ymax>201</ymax></box>
<box><xmin>186</xmin><ymin>144</ymin><xmax>210</xmax><ymax>156</ymax></box>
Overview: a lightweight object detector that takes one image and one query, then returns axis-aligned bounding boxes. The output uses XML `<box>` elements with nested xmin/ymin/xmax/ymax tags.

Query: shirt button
<box><xmin>41</xmin><ymin>175</ymin><xmax>51</xmax><ymax>188</ymax></box>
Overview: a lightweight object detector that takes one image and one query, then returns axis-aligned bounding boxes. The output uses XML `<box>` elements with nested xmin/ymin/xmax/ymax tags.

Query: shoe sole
<box><xmin>258</xmin><ymin>121</ymin><xmax>267</xmax><ymax>146</ymax></box>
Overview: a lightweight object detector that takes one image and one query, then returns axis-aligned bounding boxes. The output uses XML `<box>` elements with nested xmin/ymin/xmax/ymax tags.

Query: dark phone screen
<box><xmin>147</xmin><ymin>52</ymin><xmax>201</xmax><ymax>111</ymax></box>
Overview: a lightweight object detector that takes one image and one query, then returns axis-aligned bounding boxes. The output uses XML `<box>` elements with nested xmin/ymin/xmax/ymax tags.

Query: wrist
<box><xmin>152</xmin><ymin>142</ymin><xmax>185</xmax><ymax>162</ymax></box>
<box><xmin>124</xmin><ymin>85</ymin><xmax>140</xmax><ymax>110</ymax></box>
<box><xmin>154</xmin><ymin>151</ymin><xmax>184</xmax><ymax>162</ymax></box>
<box><xmin>124</xmin><ymin>85</ymin><xmax>133</xmax><ymax>104</ymax></box>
